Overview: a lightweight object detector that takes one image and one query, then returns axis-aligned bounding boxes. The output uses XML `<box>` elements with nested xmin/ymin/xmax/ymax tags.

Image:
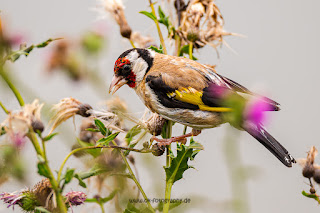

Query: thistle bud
<box><xmin>187</xmin><ymin>29</ymin><xmax>199</xmax><ymax>42</ymax></box>
<box><xmin>310</xmin><ymin>187</ymin><xmax>316</xmax><ymax>194</ymax></box>
<box><xmin>152</xmin><ymin>143</ymin><xmax>165</xmax><ymax>156</ymax></box>
<box><xmin>77</xmin><ymin>103</ymin><xmax>93</xmax><ymax>117</ymax></box>
<box><xmin>147</xmin><ymin>114</ymin><xmax>166</xmax><ymax>136</ymax></box>
<box><xmin>120</xmin><ymin>24</ymin><xmax>132</xmax><ymax>39</ymax></box>
<box><xmin>31</xmin><ymin>120</ymin><xmax>44</xmax><ymax>133</ymax></box>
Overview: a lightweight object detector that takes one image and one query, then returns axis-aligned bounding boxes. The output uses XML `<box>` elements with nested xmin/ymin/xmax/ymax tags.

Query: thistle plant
<box><xmin>0</xmin><ymin>0</ymin><xmax>302</xmax><ymax>213</ymax></box>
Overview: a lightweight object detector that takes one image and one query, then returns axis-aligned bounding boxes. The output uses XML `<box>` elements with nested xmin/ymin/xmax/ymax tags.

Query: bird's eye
<box><xmin>122</xmin><ymin>64</ymin><xmax>131</xmax><ymax>75</ymax></box>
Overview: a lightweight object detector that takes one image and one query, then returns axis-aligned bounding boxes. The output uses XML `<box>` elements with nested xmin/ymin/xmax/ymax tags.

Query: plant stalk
<box><xmin>0</xmin><ymin>67</ymin><xmax>25</xmax><ymax>106</ymax></box>
<box><xmin>111</xmin><ymin>140</ymin><xmax>155</xmax><ymax>212</ymax></box>
<box><xmin>0</xmin><ymin>101</ymin><xmax>9</xmax><ymax>114</ymax></box>
<box><xmin>148</xmin><ymin>0</ymin><xmax>167</xmax><ymax>54</ymax></box>
<box><xmin>28</xmin><ymin>132</ymin><xmax>67</xmax><ymax>213</ymax></box>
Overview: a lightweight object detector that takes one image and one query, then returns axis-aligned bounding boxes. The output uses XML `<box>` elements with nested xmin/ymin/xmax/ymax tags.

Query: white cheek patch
<box><xmin>132</xmin><ymin>57</ymin><xmax>148</xmax><ymax>82</ymax></box>
<box><xmin>126</xmin><ymin>50</ymin><xmax>139</xmax><ymax>61</ymax></box>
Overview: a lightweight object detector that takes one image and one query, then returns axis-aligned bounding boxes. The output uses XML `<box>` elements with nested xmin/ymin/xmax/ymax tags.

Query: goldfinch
<box><xmin>109</xmin><ymin>48</ymin><xmax>295</xmax><ymax>167</ymax></box>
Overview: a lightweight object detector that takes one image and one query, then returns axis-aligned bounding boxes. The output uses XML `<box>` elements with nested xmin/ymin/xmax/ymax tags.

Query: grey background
<box><xmin>1</xmin><ymin>0</ymin><xmax>320</xmax><ymax>212</ymax></box>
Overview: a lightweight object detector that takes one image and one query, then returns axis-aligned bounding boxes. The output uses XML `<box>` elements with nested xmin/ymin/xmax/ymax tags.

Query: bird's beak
<box><xmin>109</xmin><ymin>75</ymin><xmax>127</xmax><ymax>95</ymax></box>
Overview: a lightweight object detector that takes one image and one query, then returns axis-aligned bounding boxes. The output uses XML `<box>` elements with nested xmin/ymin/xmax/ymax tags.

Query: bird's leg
<box><xmin>151</xmin><ymin>129</ymin><xmax>201</xmax><ymax>146</ymax></box>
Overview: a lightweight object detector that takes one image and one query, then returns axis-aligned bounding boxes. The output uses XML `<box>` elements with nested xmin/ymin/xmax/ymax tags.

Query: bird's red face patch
<box><xmin>114</xmin><ymin>57</ymin><xmax>136</xmax><ymax>88</ymax></box>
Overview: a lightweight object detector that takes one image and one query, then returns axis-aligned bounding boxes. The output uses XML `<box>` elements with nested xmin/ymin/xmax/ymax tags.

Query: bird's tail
<box><xmin>243</xmin><ymin>122</ymin><xmax>296</xmax><ymax>167</ymax></box>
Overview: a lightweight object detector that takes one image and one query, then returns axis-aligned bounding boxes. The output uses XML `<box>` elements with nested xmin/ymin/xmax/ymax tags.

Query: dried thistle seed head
<box><xmin>131</xmin><ymin>32</ymin><xmax>156</xmax><ymax>48</ymax></box>
<box><xmin>49</xmin><ymin>97</ymin><xmax>84</xmax><ymax>134</ymax></box>
<box><xmin>178</xmin><ymin>0</ymin><xmax>233</xmax><ymax>50</ymax></box>
<box><xmin>146</xmin><ymin>114</ymin><xmax>166</xmax><ymax>136</ymax></box>
<box><xmin>152</xmin><ymin>143</ymin><xmax>166</xmax><ymax>156</ymax></box>
<box><xmin>1</xmin><ymin>99</ymin><xmax>44</xmax><ymax>147</ymax></box>
<box><xmin>120</xmin><ymin>24</ymin><xmax>132</xmax><ymax>39</ymax></box>
<box><xmin>302</xmin><ymin>164</ymin><xmax>315</xmax><ymax>178</ymax></box>
<box><xmin>101</xmin><ymin>0</ymin><xmax>132</xmax><ymax>39</ymax></box>
<box><xmin>313</xmin><ymin>169</ymin><xmax>320</xmax><ymax>184</ymax></box>
<box><xmin>31</xmin><ymin>178</ymin><xmax>53</xmax><ymax>206</ymax></box>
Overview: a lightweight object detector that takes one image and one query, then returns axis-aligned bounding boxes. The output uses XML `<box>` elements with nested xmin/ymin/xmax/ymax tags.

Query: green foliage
<box><xmin>81</xmin><ymin>31</ymin><xmax>104</xmax><ymax>54</ymax></box>
<box><xmin>43</xmin><ymin>132</ymin><xmax>59</xmax><ymax>142</ymax></box>
<box><xmin>96</xmin><ymin>132</ymin><xmax>120</xmax><ymax>146</ymax></box>
<box><xmin>125</xmin><ymin>125</ymin><xmax>142</xmax><ymax>144</ymax></box>
<box><xmin>302</xmin><ymin>191</ymin><xmax>320</xmax><ymax>204</ymax></box>
<box><xmin>157</xmin><ymin>200</ymin><xmax>183</xmax><ymax>212</ymax></box>
<box><xmin>34</xmin><ymin>207</ymin><xmax>52</xmax><ymax>213</ymax></box>
<box><xmin>158</xmin><ymin>6</ymin><xmax>169</xmax><ymax>29</ymax></box>
<box><xmin>149</xmin><ymin>45</ymin><xmax>164</xmax><ymax>54</ymax></box>
<box><xmin>77</xmin><ymin>166</ymin><xmax>108</xmax><ymax>180</ymax></box>
<box><xmin>179</xmin><ymin>44</ymin><xmax>198</xmax><ymax>60</ymax></box>
<box><xmin>139</xmin><ymin>11</ymin><xmax>157</xmax><ymax>21</ymax></box>
<box><xmin>85</xmin><ymin>189</ymin><xmax>118</xmax><ymax>204</ymax></box>
<box><xmin>37</xmin><ymin>155</ymin><xmax>50</xmax><ymax>178</ymax></box>
<box><xmin>20</xmin><ymin>191</ymin><xmax>38</xmax><ymax>211</ymax></box>
<box><xmin>7</xmin><ymin>38</ymin><xmax>61</xmax><ymax>63</ymax></box>
<box><xmin>165</xmin><ymin>139</ymin><xmax>203</xmax><ymax>184</ymax></box>
<box><xmin>76</xmin><ymin>138</ymin><xmax>100</xmax><ymax>157</ymax></box>
<box><xmin>63</xmin><ymin>168</ymin><xmax>75</xmax><ymax>185</ymax></box>
<box><xmin>74</xmin><ymin>173</ymin><xmax>87</xmax><ymax>188</ymax></box>
<box><xmin>124</xmin><ymin>202</ymin><xmax>152</xmax><ymax>213</ymax></box>
<box><xmin>94</xmin><ymin>119</ymin><xmax>112</xmax><ymax>136</ymax></box>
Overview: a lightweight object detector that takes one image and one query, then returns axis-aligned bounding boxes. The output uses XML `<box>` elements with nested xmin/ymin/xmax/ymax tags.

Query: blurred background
<box><xmin>1</xmin><ymin>0</ymin><xmax>320</xmax><ymax>212</ymax></box>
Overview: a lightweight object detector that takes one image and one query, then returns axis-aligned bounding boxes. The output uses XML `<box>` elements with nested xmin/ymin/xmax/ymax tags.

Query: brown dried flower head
<box><xmin>178</xmin><ymin>0</ymin><xmax>234</xmax><ymax>49</ymax></box>
<box><xmin>298</xmin><ymin>146</ymin><xmax>320</xmax><ymax>179</ymax></box>
<box><xmin>1</xmin><ymin>100</ymin><xmax>44</xmax><ymax>138</ymax></box>
<box><xmin>100</xmin><ymin>0</ymin><xmax>132</xmax><ymax>39</ymax></box>
<box><xmin>49</xmin><ymin>97</ymin><xmax>92</xmax><ymax>134</ymax></box>
<box><xmin>131</xmin><ymin>32</ymin><xmax>156</xmax><ymax>48</ymax></box>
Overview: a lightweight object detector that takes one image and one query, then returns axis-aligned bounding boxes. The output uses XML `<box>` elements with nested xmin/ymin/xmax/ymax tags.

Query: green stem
<box><xmin>163</xmin><ymin>181</ymin><xmax>173</xmax><ymax>212</ymax></box>
<box><xmin>111</xmin><ymin>140</ymin><xmax>155</xmax><ymax>212</ymax></box>
<box><xmin>0</xmin><ymin>101</ymin><xmax>9</xmax><ymax>114</ymax></box>
<box><xmin>27</xmin><ymin>132</ymin><xmax>67</xmax><ymax>213</ymax></box>
<box><xmin>129</xmin><ymin>39</ymin><xmax>136</xmax><ymax>48</ymax></box>
<box><xmin>148</xmin><ymin>0</ymin><xmax>167</xmax><ymax>54</ymax></box>
<box><xmin>224</xmin><ymin>128</ymin><xmax>249</xmax><ymax>213</ymax></box>
<box><xmin>0</xmin><ymin>67</ymin><xmax>25</xmax><ymax>106</ymax></box>
<box><xmin>189</xmin><ymin>42</ymin><xmax>193</xmax><ymax>59</ymax></box>
<box><xmin>163</xmin><ymin>120</ymin><xmax>173</xmax><ymax>213</ymax></box>
<box><xmin>98</xmin><ymin>202</ymin><xmax>105</xmax><ymax>213</ymax></box>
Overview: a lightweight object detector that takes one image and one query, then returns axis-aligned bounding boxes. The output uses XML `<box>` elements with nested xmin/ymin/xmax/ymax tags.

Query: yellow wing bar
<box><xmin>167</xmin><ymin>87</ymin><xmax>232</xmax><ymax>112</ymax></box>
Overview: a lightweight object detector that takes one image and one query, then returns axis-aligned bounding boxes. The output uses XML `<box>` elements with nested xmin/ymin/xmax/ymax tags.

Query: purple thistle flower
<box><xmin>10</xmin><ymin>133</ymin><xmax>26</xmax><ymax>148</ymax></box>
<box><xmin>0</xmin><ymin>192</ymin><xmax>24</xmax><ymax>209</ymax></box>
<box><xmin>65</xmin><ymin>191</ymin><xmax>87</xmax><ymax>206</ymax></box>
